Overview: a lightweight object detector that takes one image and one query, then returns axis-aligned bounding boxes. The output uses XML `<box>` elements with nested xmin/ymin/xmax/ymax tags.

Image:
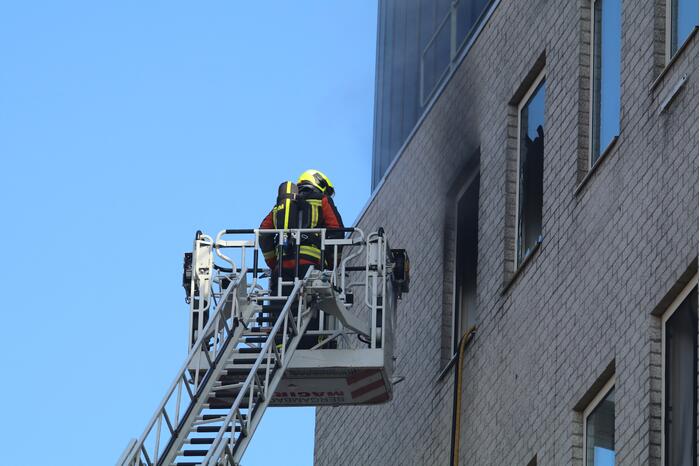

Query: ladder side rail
<box><xmin>120</xmin><ymin>271</ymin><xmax>246</xmax><ymax>466</ymax></box>
<box><xmin>230</xmin><ymin>295</ymin><xmax>312</xmax><ymax>465</ymax></box>
<box><xmin>132</xmin><ymin>288</ymin><xmax>235</xmax><ymax>465</ymax></box>
<box><xmin>203</xmin><ymin>279</ymin><xmax>305</xmax><ymax>465</ymax></box>
<box><xmin>155</xmin><ymin>278</ymin><xmax>262</xmax><ymax>465</ymax></box>
<box><xmin>116</xmin><ymin>439</ymin><xmax>138</xmax><ymax>466</ymax></box>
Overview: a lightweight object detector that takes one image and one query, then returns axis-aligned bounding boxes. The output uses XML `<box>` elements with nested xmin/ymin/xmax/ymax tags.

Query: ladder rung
<box><xmin>189</xmin><ymin>437</ymin><xmax>216</xmax><ymax>445</ymax></box>
<box><xmin>241</xmin><ymin>337</ymin><xmax>268</xmax><ymax>344</ymax></box>
<box><xmin>182</xmin><ymin>449</ymin><xmax>209</xmax><ymax>456</ymax></box>
<box><xmin>193</xmin><ymin>425</ymin><xmax>241</xmax><ymax>433</ymax></box>
<box><xmin>244</xmin><ymin>326</ymin><xmax>272</xmax><ymax>334</ymax></box>
<box><xmin>260</xmin><ymin>304</ymin><xmax>282</xmax><ymax>312</ymax></box>
<box><xmin>199</xmin><ymin>414</ymin><xmax>229</xmax><ymax>421</ymax></box>
<box><xmin>208</xmin><ymin>394</ymin><xmax>259</xmax><ymax>406</ymax></box>
<box><xmin>255</xmin><ymin>316</ymin><xmax>277</xmax><ymax>324</ymax></box>
<box><xmin>208</xmin><ymin>402</ymin><xmax>253</xmax><ymax>410</ymax></box>
<box><xmin>209</xmin><ymin>388</ymin><xmax>259</xmax><ymax>398</ymax></box>
<box><xmin>212</xmin><ymin>382</ymin><xmax>245</xmax><ymax>391</ymax></box>
<box><xmin>226</xmin><ymin>361</ymin><xmax>276</xmax><ymax>369</ymax></box>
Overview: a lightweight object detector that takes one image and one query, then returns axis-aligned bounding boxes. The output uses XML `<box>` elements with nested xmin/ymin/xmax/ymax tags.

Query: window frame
<box><xmin>665</xmin><ymin>0</ymin><xmax>699</xmax><ymax>61</ymax></box>
<box><xmin>514</xmin><ymin>69</ymin><xmax>546</xmax><ymax>270</ymax></box>
<box><xmin>582</xmin><ymin>375</ymin><xmax>616</xmax><ymax>466</ymax></box>
<box><xmin>665</xmin><ymin>0</ymin><xmax>675</xmax><ymax>65</ymax></box>
<box><xmin>660</xmin><ymin>273</ymin><xmax>698</xmax><ymax>464</ymax></box>
<box><xmin>420</xmin><ymin>7</ymin><xmax>453</xmax><ymax>107</ymax></box>
<box><xmin>451</xmin><ymin>168</ymin><xmax>479</xmax><ymax>354</ymax></box>
<box><xmin>588</xmin><ymin>0</ymin><xmax>621</xmax><ymax>168</ymax></box>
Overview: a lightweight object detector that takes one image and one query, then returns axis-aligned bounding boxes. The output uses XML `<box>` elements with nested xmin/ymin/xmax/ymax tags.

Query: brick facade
<box><xmin>314</xmin><ymin>0</ymin><xmax>698</xmax><ymax>464</ymax></box>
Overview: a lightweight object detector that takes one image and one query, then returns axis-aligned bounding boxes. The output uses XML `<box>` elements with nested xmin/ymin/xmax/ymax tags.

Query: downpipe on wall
<box><xmin>450</xmin><ymin>325</ymin><xmax>477</xmax><ymax>466</ymax></box>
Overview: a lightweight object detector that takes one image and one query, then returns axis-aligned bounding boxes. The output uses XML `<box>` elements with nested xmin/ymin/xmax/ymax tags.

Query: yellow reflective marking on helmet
<box><xmin>298</xmin><ymin>169</ymin><xmax>332</xmax><ymax>193</ymax></box>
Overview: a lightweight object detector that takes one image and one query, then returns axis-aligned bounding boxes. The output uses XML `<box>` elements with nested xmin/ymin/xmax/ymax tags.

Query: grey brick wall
<box><xmin>314</xmin><ymin>0</ymin><xmax>698</xmax><ymax>464</ymax></box>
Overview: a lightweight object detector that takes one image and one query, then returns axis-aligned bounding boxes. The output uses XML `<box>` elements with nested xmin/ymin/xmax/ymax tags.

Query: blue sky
<box><xmin>0</xmin><ymin>2</ymin><xmax>377</xmax><ymax>464</ymax></box>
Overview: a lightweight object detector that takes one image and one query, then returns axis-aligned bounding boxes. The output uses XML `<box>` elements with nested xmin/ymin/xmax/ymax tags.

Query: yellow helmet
<box><xmin>298</xmin><ymin>169</ymin><xmax>335</xmax><ymax>197</ymax></box>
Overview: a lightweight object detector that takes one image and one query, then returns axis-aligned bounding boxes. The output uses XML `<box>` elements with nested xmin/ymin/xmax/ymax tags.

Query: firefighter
<box><xmin>258</xmin><ymin>170</ymin><xmax>344</xmax><ymax>349</ymax></box>
<box><xmin>259</xmin><ymin>169</ymin><xmax>345</xmax><ymax>283</ymax></box>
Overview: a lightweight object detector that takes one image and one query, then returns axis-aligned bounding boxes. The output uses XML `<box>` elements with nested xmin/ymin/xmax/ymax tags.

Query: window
<box><xmin>420</xmin><ymin>0</ymin><xmax>493</xmax><ymax>104</ymax></box>
<box><xmin>669</xmin><ymin>0</ymin><xmax>699</xmax><ymax>57</ymax></box>
<box><xmin>662</xmin><ymin>279</ymin><xmax>698</xmax><ymax>466</ymax></box>
<box><xmin>583</xmin><ymin>377</ymin><xmax>616</xmax><ymax>466</ymax></box>
<box><xmin>455</xmin><ymin>0</ymin><xmax>490</xmax><ymax>50</ymax></box>
<box><xmin>421</xmin><ymin>5</ymin><xmax>452</xmax><ymax>104</ymax></box>
<box><xmin>590</xmin><ymin>0</ymin><xmax>621</xmax><ymax>164</ymax></box>
<box><xmin>453</xmin><ymin>170</ymin><xmax>479</xmax><ymax>351</ymax></box>
<box><xmin>516</xmin><ymin>73</ymin><xmax>546</xmax><ymax>267</ymax></box>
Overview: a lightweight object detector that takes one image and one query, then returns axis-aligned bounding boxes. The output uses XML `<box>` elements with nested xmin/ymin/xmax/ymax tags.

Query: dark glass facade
<box><xmin>371</xmin><ymin>0</ymin><xmax>492</xmax><ymax>189</ymax></box>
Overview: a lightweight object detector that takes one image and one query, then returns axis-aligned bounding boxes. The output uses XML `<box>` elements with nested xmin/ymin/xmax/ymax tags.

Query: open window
<box><xmin>662</xmin><ymin>277</ymin><xmax>698</xmax><ymax>466</ymax></box>
<box><xmin>452</xmin><ymin>170</ymin><xmax>479</xmax><ymax>351</ymax></box>
<box><xmin>516</xmin><ymin>72</ymin><xmax>546</xmax><ymax>267</ymax></box>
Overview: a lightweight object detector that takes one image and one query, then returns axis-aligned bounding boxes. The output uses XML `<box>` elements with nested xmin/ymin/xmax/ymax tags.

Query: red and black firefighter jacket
<box><xmin>259</xmin><ymin>187</ymin><xmax>344</xmax><ymax>272</ymax></box>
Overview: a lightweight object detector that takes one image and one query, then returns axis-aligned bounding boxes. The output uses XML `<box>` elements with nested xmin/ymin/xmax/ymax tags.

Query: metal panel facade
<box><xmin>371</xmin><ymin>0</ymin><xmax>492</xmax><ymax>189</ymax></box>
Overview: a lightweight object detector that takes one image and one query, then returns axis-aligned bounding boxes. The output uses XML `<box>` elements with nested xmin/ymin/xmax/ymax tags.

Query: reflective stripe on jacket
<box><xmin>259</xmin><ymin>188</ymin><xmax>344</xmax><ymax>269</ymax></box>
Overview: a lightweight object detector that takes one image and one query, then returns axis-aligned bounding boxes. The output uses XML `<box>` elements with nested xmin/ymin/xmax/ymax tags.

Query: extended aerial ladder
<box><xmin>117</xmin><ymin>227</ymin><xmax>409</xmax><ymax>466</ymax></box>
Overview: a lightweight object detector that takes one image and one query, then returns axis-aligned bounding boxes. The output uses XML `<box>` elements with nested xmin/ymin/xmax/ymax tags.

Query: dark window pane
<box><xmin>591</xmin><ymin>0</ymin><xmax>621</xmax><ymax>163</ymax></box>
<box><xmin>419</xmin><ymin>0</ymin><xmax>435</xmax><ymax>50</ymax></box>
<box><xmin>517</xmin><ymin>79</ymin><xmax>546</xmax><ymax>266</ymax></box>
<box><xmin>672</xmin><ymin>0</ymin><xmax>699</xmax><ymax>55</ymax></box>
<box><xmin>454</xmin><ymin>174</ymin><xmax>479</xmax><ymax>349</ymax></box>
<box><xmin>456</xmin><ymin>0</ymin><xmax>490</xmax><ymax>48</ymax></box>
<box><xmin>435</xmin><ymin>12</ymin><xmax>451</xmax><ymax>74</ymax></box>
<box><xmin>665</xmin><ymin>288</ymin><xmax>699</xmax><ymax>466</ymax></box>
<box><xmin>436</xmin><ymin>0</ymin><xmax>451</xmax><ymax>19</ymax></box>
<box><xmin>422</xmin><ymin>11</ymin><xmax>451</xmax><ymax>103</ymax></box>
<box><xmin>377</xmin><ymin>0</ymin><xmax>396</xmax><ymax>188</ymax></box>
<box><xmin>388</xmin><ymin>0</ymin><xmax>407</xmax><ymax>161</ymax></box>
<box><xmin>585</xmin><ymin>387</ymin><xmax>616</xmax><ymax>466</ymax></box>
<box><xmin>372</xmin><ymin>0</ymin><xmax>389</xmax><ymax>188</ymax></box>
<box><xmin>402</xmin><ymin>0</ymin><xmax>421</xmax><ymax>140</ymax></box>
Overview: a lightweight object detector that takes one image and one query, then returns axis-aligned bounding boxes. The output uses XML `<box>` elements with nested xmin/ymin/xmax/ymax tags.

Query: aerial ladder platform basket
<box><xmin>117</xmin><ymin>227</ymin><xmax>409</xmax><ymax>466</ymax></box>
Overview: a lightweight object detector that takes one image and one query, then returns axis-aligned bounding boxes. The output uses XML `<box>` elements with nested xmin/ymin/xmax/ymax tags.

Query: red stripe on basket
<box><xmin>346</xmin><ymin>369</ymin><xmax>376</xmax><ymax>385</ymax></box>
<box><xmin>351</xmin><ymin>378</ymin><xmax>385</xmax><ymax>399</ymax></box>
